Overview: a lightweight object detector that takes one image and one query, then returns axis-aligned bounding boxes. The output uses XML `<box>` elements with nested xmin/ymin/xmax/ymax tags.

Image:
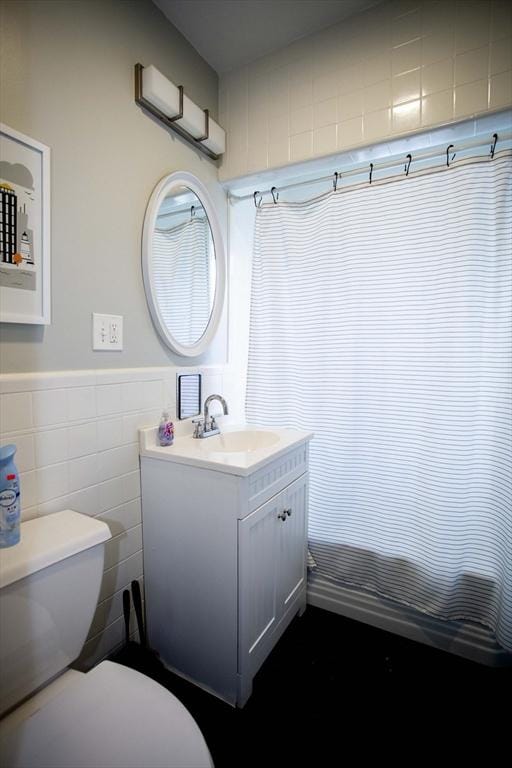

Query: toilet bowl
<box><xmin>0</xmin><ymin>510</ymin><xmax>213</xmax><ymax>768</ymax></box>
<box><xmin>0</xmin><ymin>661</ymin><xmax>212</xmax><ymax>768</ymax></box>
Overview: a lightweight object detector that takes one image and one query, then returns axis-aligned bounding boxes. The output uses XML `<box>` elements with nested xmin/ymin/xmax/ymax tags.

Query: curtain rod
<box><xmin>228</xmin><ymin>130</ymin><xmax>511</xmax><ymax>206</ymax></box>
<box><xmin>157</xmin><ymin>205</ymin><xmax>206</xmax><ymax>219</ymax></box>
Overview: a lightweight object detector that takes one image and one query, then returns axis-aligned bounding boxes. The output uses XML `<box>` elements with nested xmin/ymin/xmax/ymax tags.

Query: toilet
<box><xmin>0</xmin><ymin>510</ymin><xmax>213</xmax><ymax>768</ymax></box>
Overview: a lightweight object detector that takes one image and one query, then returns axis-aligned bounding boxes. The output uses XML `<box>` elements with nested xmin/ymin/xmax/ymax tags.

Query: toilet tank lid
<box><xmin>0</xmin><ymin>510</ymin><xmax>111</xmax><ymax>589</ymax></box>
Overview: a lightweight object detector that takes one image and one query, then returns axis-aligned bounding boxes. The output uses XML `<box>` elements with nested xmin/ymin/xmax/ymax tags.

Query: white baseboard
<box><xmin>307</xmin><ymin>575</ymin><xmax>512</xmax><ymax>667</ymax></box>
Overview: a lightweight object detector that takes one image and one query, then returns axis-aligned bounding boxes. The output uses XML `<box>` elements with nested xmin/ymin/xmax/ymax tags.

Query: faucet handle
<box><xmin>192</xmin><ymin>419</ymin><xmax>204</xmax><ymax>438</ymax></box>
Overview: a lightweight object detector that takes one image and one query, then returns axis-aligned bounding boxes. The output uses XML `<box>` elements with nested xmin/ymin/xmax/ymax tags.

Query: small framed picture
<box><xmin>0</xmin><ymin>123</ymin><xmax>51</xmax><ymax>324</ymax></box>
<box><xmin>177</xmin><ymin>373</ymin><xmax>202</xmax><ymax>420</ymax></box>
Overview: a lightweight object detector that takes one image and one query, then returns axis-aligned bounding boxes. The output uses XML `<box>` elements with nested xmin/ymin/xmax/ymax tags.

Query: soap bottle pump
<box><xmin>158</xmin><ymin>410</ymin><xmax>174</xmax><ymax>447</ymax></box>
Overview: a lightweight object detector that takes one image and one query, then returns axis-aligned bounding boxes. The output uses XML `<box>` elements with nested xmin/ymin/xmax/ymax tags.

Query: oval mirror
<box><xmin>142</xmin><ymin>171</ymin><xmax>225</xmax><ymax>357</ymax></box>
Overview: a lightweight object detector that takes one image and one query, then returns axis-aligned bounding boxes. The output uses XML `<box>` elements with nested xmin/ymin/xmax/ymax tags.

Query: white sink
<box><xmin>139</xmin><ymin>424</ymin><xmax>313</xmax><ymax>476</ymax></box>
<box><xmin>198</xmin><ymin>429</ymin><xmax>280</xmax><ymax>455</ymax></box>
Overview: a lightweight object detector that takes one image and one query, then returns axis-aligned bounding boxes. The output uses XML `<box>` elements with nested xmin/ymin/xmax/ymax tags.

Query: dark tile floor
<box><xmin>110</xmin><ymin>606</ymin><xmax>510</xmax><ymax>766</ymax></box>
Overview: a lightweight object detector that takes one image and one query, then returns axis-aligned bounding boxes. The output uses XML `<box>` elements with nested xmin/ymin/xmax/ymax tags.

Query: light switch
<box><xmin>93</xmin><ymin>313</ymin><xmax>123</xmax><ymax>351</ymax></box>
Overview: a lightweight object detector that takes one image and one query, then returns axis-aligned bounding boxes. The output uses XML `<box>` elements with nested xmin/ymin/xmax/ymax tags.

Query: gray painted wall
<box><xmin>0</xmin><ymin>0</ymin><xmax>227</xmax><ymax>373</ymax></box>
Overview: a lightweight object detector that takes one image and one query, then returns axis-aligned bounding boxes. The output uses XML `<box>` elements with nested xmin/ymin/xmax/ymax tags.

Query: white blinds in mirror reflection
<box><xmin>153</xmin><ymin>217</ymin><xmax>211</xmax><ymax>346</ymax></box>
<box><xmin>246</xmin><ymin>152</ymin><xmax>512</xmax><ymax>651</ymax></box>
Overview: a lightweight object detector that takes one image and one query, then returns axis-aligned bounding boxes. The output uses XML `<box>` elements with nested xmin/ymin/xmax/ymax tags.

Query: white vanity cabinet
<box><xmin>140</xmin><ymin>428</ymin><xmax>311</xmax><ymax>707</ymax></box>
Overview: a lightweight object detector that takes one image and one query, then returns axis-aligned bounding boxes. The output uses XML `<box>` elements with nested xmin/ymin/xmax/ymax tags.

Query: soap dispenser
<box><xmin>158</xmin><ymin>410</ymin><xmax>174</xmax><ymax>447</ymax></box>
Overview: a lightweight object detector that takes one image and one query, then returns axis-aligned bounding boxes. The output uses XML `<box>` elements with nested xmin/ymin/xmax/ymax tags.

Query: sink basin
<box><xmin>198</xmin><ymin>430</ymin><xmax>280</xmax><ymax>454</ymax></box>
<box><xmin>139</xmin><ymin>424</ymin><xmax>313</xmax><ymax>476</ymax></box>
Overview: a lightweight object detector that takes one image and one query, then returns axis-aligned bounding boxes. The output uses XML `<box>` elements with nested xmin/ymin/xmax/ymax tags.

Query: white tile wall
<box><xmin>0</xmin><ymin>365</ymin><xmax>234</xmax><ymax>669</ymax></box>
<box><xmin>219</xmin><ymin>0</ymin><xmax>512</xmax><ymax>180</ymax></box>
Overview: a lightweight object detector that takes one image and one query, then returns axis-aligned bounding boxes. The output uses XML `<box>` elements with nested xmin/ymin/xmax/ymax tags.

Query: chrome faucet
<box><xmin>192</xmin><ymin>394</ymin><xmax>229</xmax><ymax>438</ymax></box>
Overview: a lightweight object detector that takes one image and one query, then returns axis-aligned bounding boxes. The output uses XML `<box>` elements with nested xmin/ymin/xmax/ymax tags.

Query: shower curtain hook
<box><xmin>369</xmin><ymin>163</ymin><xmax>374</xmax><ymax>184</ymax></box>
<box><xmin>490</xmin><ymin>133</ymin><xmax>498</xmax><ymax>159</ymax></box>
<box><xmin>253</xmin><ymin>191</ymin><xmax>263</xmax><ymax>208</ymax></box>
<box><xmin>333</xmin><ymin>171</ymin><xmax>339</xmax><ymax>191</ymax></box>
<box><xmin>404</xmin><ymin>154</ymin><xmax>412</xmax><ymax>176</ymax></box>
<box><xmin>446</xmin><ymin>144</ymin><xmax>456</xmax><ymax>167</ymax></box>
<box><xmin>270</xmin><ymin>186</ymin><xmax>279</xmax><ymax>204</ymax></box>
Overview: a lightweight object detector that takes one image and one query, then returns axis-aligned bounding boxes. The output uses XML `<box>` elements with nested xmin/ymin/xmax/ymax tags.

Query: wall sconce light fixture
<box><xmin>134</xmin><ymin>63</ymin><xmax>226</xmax><ymax>160</ymax></box>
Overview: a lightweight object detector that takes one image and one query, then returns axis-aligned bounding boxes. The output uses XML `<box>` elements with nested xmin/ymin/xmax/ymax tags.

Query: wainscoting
<box><xmin>0</xmin><ymin>365</ymin><xmax>227</xmax><ymax>668</ymax></box>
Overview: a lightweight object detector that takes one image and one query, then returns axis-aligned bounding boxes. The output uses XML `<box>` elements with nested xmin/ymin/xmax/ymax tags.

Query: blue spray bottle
<box><xmin>0</xmin><ymin>444</ymin><xmax>21</xmax><ymax>548</ymax></box>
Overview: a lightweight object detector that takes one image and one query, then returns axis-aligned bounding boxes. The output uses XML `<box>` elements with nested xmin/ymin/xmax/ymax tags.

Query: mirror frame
<box><xmin>142</xmin><ymin>171</ymin><xmax>226</xmax><ymax>357</ymax></box>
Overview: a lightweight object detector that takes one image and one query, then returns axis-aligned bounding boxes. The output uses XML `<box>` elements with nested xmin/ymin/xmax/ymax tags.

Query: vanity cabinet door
<box><xmin>277</xmin><ymin>474</ymin><xmax>308</xmax><ymax>616</ymax></box>
<box><xmin>238</xmin><ymin>491</ymin><xmax>282</xmax><ymax>671</ymax></box>
<box><xmin>238</xmin><ymin>473</ymin><xmax>308</xmax><ymax>675</ymax></box>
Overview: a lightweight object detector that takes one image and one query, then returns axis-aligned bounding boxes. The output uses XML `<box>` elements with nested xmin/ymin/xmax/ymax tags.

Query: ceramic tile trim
<box><xmin>219</xmin><ymin>0</ymin><xmax>512</xmax><ymax>180</ymax></box>
<box><xmin>0</xmin><ymin>365</ymin><xmax>229</xmax><ymax>669</ymax></box>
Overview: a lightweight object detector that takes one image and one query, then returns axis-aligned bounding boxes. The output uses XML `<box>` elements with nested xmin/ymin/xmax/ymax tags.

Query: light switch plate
<box><xmin>92</xmin><ymin>313</ymin><xmax>123</xmax><ymax>351</ymax></box>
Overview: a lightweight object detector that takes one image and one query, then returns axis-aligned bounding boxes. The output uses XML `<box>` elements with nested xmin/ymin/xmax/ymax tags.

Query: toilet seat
<box><xmin>0</xmin><ymin>661</ymin><xmax>213</xmax><ymax>768</ymax></box>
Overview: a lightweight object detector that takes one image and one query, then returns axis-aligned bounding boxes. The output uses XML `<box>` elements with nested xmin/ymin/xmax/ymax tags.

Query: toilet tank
<box><xmin>0</xmin><ymin>510</ymin><xmax>111</xmax><ymax>716</ymax></box>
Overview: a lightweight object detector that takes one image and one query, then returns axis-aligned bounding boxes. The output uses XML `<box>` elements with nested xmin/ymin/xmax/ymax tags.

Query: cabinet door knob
<box><xmin>284</xmin><ymin>508</ymin><xmax>292</xmax><ymax>517</ymax></box>
<box><xmin>277</xmin><ymin>512</ymin><xmax>287</xmax><ymax>521</ymax></box>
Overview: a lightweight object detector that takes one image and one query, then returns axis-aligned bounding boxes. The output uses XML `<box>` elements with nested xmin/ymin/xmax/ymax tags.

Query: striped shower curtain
<box><xmin>246</xmin><ymin>152</ymin><xmax>512</xmax><ymax>651</ymax></box>
<box><xmin>153</xmin><ymin>217</ymin><xmax>211</xmax><ymax>345</ymax></box>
